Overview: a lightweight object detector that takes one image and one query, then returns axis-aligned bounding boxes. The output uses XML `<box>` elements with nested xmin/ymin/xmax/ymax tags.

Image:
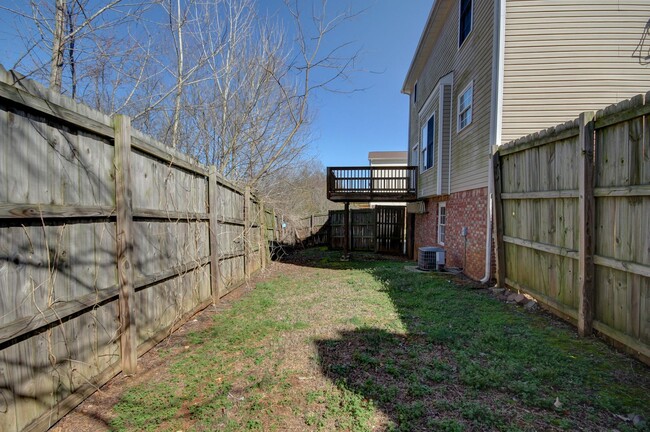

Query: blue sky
<box><xmin>305</xmin><ymin>1</ymin><xmax>431</xmax><ymax>167</ymax></box>
<box><xmin>0</xmin><ymin>1</ymin><xmax>432</xmax><ymax>169</ymax></box>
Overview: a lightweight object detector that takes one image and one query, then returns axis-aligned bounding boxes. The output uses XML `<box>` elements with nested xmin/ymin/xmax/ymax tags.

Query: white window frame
<box><xmin>413</xmin><ymin>81</ymin><xmax>418</xmax><ymax>105</ymax></box>
<box><xmin>438</xmin><ymin>202</ymin><xmax>447</xmax><ymax>245</ymax></box>
<box><xmin>458</xmin><ymin>0</ymin><xmax>473</xmax><ymax>48</ymax></box>
<box><xmin>457</xmin><ymin>81</ymin><xmax>473</xmax><ymax>132</ymax></box>
<box><xmin>420</xmin><ymin>122</ymin><xmax>427</xmax><ymax>172</ymax></box>
<box><xmin>411</xmin><ymin>144</ymin><xmax>419</xmax><ymax>170</ymax></box>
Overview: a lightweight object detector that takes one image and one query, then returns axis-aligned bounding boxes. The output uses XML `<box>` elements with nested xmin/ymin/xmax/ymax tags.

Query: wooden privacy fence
<box><xmin>277</xmin><ymin>214</ymin><xmax>329</xmax><ymax>247</ymax></box>
<box><xmin>0</xmin><ymin>67</ymin><xmax>278</xmax><ymax>432</ymax></box>
<box><xmin>329</xmin><ymin>206</ymin><xmax>406</xmax><ymax>255</ymax></box>
<box><xmin>493</xmin><ymin>93</ymin><xmax>650</xmax><ymax>364</ymax></box>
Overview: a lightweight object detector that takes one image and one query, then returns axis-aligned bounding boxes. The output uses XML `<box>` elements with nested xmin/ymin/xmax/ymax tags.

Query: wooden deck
<box><xmin>327</xmin><ymin>166</ymin><xmax>418</xmax><ymax>202</ymax></box>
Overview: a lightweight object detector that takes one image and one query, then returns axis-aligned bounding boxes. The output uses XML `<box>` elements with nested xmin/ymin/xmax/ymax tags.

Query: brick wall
<box><xmin>414</xmin><ymin>187</ymin><xmax>489</xmax><ymax>280</ymax></box>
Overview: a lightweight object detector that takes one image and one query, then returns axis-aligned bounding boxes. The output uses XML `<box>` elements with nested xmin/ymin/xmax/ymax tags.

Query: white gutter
<box><xmin>482</xmin><ymin>0</ymin><xmax>505</xmax><ymax>284</ymax></box>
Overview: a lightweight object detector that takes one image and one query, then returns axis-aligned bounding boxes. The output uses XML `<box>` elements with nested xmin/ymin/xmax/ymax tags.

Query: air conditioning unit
<box><xmin>418</xmin><ymin>246</ymin><xmax>445</xmax><ymax>271</ymax></box>
<box><xmin>407</xmin><ymin>201</ymin><xmax>426</xmax><ymax>214</ymax></box>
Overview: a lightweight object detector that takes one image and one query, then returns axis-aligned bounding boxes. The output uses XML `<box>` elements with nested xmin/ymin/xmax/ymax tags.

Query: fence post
<box><xmin>492</xmin><ymin>153</ymin><xmax>506</xmax><ymax>288</ymax></box>
<box><xmin>244</xmin><ymin>186</ymin><xmax>251</xmax><ymax>279</ymax></box>
<box><xmin>578</xmin><ymin>111</ymin><xmax>596</xmax><ymax>337</ymax></box>
<box><xmin>272</xmin><ymin>208</ymin><xmax>277</xmax><ymax>243</ymax></box>
<box><xmin>260</xmin><ymin>201</ymin><xmax>267</xmax><ymax>270</ymax></box>
<box><xmin>114</xmin><ymin>115</ymin><xmax>137</xmax><ymax>375</ymax></box>
<box><xmin>328</xmin><ymin>210</ymin><xmax>333</xmax><ymax>250</ymax></box>
<box><xmin>208</xmin><ymin>167</ymin><xmax>222</xmax><ymax>302</ymax></box>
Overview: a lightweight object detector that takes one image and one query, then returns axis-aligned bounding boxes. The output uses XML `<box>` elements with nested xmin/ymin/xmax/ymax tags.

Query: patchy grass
<box><xmin>109</xmin><ymin>247</ymin><xmax>650</xmax><ymax>431</ymax></box>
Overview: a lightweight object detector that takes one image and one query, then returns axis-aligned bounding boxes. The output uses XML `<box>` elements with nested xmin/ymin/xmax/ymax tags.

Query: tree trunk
<box><xmin>171</xmin><ymin>0</ymin><xmax>184</xmax><ymax>149</ymax></box>
<box><xmin>66</xmin><ymin>2</ymin><xmax>76</xmax><ymax>98</ymax></box>
<box><xmin>49</xmin><ymin>0</ymin><xmax>67</xmax><ymax>92</ymax></box>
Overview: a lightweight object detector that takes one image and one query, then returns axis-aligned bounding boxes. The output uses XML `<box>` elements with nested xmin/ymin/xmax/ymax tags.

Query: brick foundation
<box><xmin>413</xmin><ymin>187</ymin><xmax>489</xmax><ymax>281</ymax></box>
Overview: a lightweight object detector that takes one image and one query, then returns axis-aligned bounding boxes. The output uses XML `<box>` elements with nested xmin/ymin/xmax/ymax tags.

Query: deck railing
<box><xmin>327</xmin><ymin>166</ymin><xmax>418</xmax><ymax>202</ymax></box>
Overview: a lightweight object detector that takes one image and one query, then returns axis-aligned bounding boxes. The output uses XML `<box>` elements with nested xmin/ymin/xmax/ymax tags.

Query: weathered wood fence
<box><xmin>494</xmin><ymin>93</ymin><xmax>650</xmax><ymax>364</ymax></box>
<box><xmin>330</xmin><ymin>209</ymin><xmax>375</xmax><ymax>251</ymax></box>
<box><xmin>329</xmin><ymin>207</ymin><xmax>406</xmax><ymax>255</ymax></box>
<box><xmin>277</xmin><ymin>214</ymin><xmax>329</xmax><ymax>247</ymax></box>
<box><xmin>0</xmin><ymin>67</ymin><xmax>278</xmax><ymax>432</ymax></box>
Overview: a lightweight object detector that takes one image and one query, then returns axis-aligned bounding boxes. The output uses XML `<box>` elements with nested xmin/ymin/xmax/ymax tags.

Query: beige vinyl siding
<box><xmin>409</xmin><ymin>0</ymin><xmax>494</xmax><ymax>197</ymax></box>
<box><xmin>502</xmin><ymin>0</ymin><xmax>650</xmax><ymax>143</ymax></box>
<box><xmin>418</xmin><ymin>161</ymin><xmax>437</xmax><ymax>197</ymax></box>
<box><xmin>409</xmin><ymin>5</ymin><xmax>454</xmax><ymax>199</ymax></box>
<box><xmin>448</xmin><ymin>0</ymin><xmax>493</xmax><ymax>194</ymax></box>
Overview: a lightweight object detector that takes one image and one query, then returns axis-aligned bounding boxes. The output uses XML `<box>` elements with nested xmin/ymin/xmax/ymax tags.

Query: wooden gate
<box><xmin>351</xmin><ymin>209</ymin><xmax>375</xmax><ymax>251</ymax></box>
<box><xmin>329</xmin><ymin>206</ymin><xmax>405</xmax><ymax>255</ymax></box>
<box><xmin>375</xmin><ymin>206</ymin><xmax>405</xmax><ymax>254</ymax></box>
<box><xmin>329</xmin><ymin>211</ymin><xmax>345</xmax><ymax>249</ymax></box>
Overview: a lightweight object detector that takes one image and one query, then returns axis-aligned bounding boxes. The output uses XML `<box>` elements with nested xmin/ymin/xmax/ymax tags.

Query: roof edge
<box><xmin>401</xmin><ymin>0</ymin><xmax>452</xmax><ymax>94</ymax></box>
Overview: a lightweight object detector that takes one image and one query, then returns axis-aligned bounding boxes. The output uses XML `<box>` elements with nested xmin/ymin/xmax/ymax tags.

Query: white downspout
<box><xmin>481</xmin><ymin>0</ymin><xmax>505</xmax><ymax>284</ymax></box>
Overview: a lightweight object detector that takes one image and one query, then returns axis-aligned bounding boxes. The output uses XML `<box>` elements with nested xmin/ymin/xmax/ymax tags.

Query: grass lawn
<box><xmin>108</xmin><ymin>247</ymin><xmax>650</xmax><ymax>431</ymax></box>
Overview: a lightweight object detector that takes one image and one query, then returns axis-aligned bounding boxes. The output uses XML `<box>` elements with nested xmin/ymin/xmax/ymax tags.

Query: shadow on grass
<box><xmin>289</xmin><ymin>248</ymin><xmax>650</xmax><ymax>431</ymax></box>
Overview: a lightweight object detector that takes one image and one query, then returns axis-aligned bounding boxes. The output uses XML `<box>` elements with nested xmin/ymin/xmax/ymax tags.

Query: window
<box><xmin>411</xmin><ymin>144</ymin><xmax>419</xmax><ymax>169</ymax></box>
<box><xmin>459</xmin><ymin>0</ymin><xmax>472</xmax><ymax>47</ymax></box>
<box><xmin>413</xmin><ymin>82</ymin><xmax>418</xmax><ymax>104</ymax></box>
<box><xmin>420</xmin><ymin>114</ymin><xmax>435</xmax><ymax>171</ymax></box>
<box><xmin>438</xmin><ymin>202</ymin><xmax>446</xmax><ymax>244</ymax></box>
<box><xmin>457</xmin><ymin>82</ymin><xmax>473</xmax><ymax>131</ymax></box>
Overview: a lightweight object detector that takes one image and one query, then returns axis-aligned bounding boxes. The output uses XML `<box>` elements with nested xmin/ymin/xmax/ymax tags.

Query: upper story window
<box><xmin>413</xmin><ymin>82</ymin><xmax>418</xmax><ymax>105</ymax></box>
<box><xmin>459</xmin><ymin>0</ymin><xmax>472</xmax><ymax>47</ymax></box>
<box><xmin>457</xmin><ymin>82</ymin><xmax>473</xmax><ymax>131</ymax></box>
<box><xmin>420</xmin><ymin>114</ymin><xmax>435</xmax><ymax>172</ymax></box>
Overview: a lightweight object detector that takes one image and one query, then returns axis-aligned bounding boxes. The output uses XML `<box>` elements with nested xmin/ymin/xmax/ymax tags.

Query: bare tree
<box><xmin>3</xmin><ymin>0</ymin><xmax>362</xmax><ymax>198</ymax></box>
<box><xmin>49</xmin><ymin>0</ymin><xmax>66</xmax><ymax>91</ymax></box>
<box><xmin>176</xmin><ymin>0</ymin><xmax>360</xmax><ymax>189</ymax></box>
<box><xmin>170</xmin><ymin>0</ymin><xmax>185</xmax><ymax>148</ymax></box>
<box><xmin>261</xmin><ymin>160</ymin><xmax>340</xmax><ymax>219</ymax></box>
<box><xmin>1</xmin><ymin>0</ymin><xmax>136</xmax><ymax>94</ymax></box>
<box><xmin>184</xmin><ymin>0</ymin><xmax>303</xmax><ymax>181</ymax></box>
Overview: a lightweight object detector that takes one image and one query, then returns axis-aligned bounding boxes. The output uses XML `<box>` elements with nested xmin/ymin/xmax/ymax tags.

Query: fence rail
<box><xmin>493</xmin><ymin>92</ymin><xmax>650</xmax><ymax>365</ymax></box>
<box><xmin>0</xmin><ymin>66</ymin><xmax>280</xmax><ymax>432</ymax></box>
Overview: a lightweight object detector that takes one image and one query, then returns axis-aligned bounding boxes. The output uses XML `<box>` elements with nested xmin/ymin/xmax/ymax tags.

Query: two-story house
<box><xmin>403</xmin><ymin>0</ymin><xmax>650</xmax><ymax>281</ymax></box>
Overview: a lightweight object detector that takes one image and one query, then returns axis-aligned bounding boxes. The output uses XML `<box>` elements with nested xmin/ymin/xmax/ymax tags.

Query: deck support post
<box><xmin>343</xmin><ymin>202</ymin><xmax>350</xmax><ymax>260</ymax></box>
